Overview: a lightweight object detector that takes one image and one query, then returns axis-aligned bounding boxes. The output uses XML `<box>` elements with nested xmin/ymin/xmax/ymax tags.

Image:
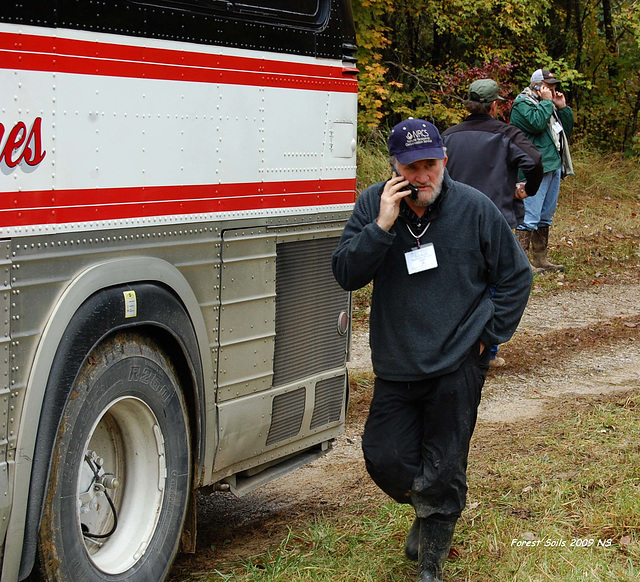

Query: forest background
<box><xmin>353</xmin><ymin>0</ymin><xmax>640</xmax><ymax>156</ymax></box>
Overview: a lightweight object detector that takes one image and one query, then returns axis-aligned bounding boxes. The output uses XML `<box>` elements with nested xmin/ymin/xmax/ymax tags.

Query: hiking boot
<box><xmin>417</xmin><ymin>518</ymin><xmax>456</xmax><ymax>582</ymax></box>
<box><xmin>405</xmin><ymin>517</ymin><xmax>419</xmax><ymax>561</ymax></box>
<box><xmin>531</xmin><ymin>227</ymin><xmax>564</xmax><ymax>272</ymax></box>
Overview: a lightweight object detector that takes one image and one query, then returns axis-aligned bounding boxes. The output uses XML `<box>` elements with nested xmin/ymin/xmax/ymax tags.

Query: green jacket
<box><xmin>510</xmin><ymin>91</ymin><xmax>574</xmax><ymax>173</ymax></box>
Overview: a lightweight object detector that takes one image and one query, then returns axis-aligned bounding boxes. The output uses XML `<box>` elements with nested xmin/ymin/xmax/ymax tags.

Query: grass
<box><xmin>176</xmin><ymin>390</ymin><xmax>640</xmax><ymax>581</ymax></box>
<box><xmin>205</xmin><ymin>503</ymin><xmax>416</xmax><ymax>581</ymax></box>
<box><xmin>540</xmin><ymin>149</ymin><xmax>640</xmax><ymax>295</ymax></box>
<box><xmin>455</xmin><ymin>392</ymin><xmax>640</xmax><ymax>581</ymax></box>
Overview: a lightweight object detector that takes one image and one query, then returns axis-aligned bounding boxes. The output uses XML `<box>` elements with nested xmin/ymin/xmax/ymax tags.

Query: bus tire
<box><xmin>35</xmin><ymin>332</ymin><xmax>191</xmax><ymax>582</ymax></box>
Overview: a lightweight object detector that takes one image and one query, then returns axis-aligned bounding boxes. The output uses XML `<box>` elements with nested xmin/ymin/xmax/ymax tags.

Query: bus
<box><xmin>0</xmin><ymin>1</ymin><xmax>358</xmax><ymax>580</ymax></box>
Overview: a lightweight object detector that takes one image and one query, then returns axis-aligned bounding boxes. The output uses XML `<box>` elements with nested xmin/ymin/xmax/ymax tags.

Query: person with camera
<box><xmin>510</xmin><ymin>69</ymin><xmax>574</xmax><ymax>271</ymax></box>
<box><xmin>331</xmin><ymin>118</ymin><xmax>532</xmax><ymax>582</ymax></box>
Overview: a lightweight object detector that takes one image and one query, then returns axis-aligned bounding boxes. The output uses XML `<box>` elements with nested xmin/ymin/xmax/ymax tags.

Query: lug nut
<box><xmin>102</xmin><ymin>476</ymin><xmax>120</xmax><ymax>490</ymax></box>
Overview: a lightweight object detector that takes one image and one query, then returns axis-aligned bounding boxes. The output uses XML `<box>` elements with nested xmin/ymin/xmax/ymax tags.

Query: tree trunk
<box><xmin>601</xmin><ymin>0</ymin><xmax>618</xmax><ymax>78</ymax></box>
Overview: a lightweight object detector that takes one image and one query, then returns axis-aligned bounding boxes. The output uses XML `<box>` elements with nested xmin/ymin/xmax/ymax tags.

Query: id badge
<box><xmin>404</xmin><ymin>243</ymin><xmax>438</xmax><ymax>275</ymax></box>
<box><xmin>552</xmin><ymin>121</ymin><xmax>563</xmax><ymax>133</ymax></box>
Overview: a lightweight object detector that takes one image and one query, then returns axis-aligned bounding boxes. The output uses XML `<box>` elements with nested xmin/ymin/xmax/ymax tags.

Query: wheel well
<box><xmin>19</xmin><ymin>282</ymin><xmax>204</xmax><ymax>580</ymax></box>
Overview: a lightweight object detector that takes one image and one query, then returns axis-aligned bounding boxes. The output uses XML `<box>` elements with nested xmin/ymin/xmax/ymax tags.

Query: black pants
<box><xmin>362</xmin><ymin>344</ymin><xmax>489</xmax><ymax>520</ymax></box>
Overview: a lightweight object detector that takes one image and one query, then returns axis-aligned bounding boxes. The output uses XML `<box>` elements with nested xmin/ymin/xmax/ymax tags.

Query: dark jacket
<box><xmin>331</xmin><ymin>173</ymin><xmax>532</xmax><ymax>382</ymax></box>
<box><xmin>443</xmin><ymin>113</ymin><xmax>543</xmax><ymax>228</ymax></box>
<box><xmin>510</xmin><ymin>91</ymin><xmax>574</xmax><ymax>173</ymax></box>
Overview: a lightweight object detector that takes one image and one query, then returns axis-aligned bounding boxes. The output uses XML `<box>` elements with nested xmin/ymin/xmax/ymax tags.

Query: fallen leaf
<box><xmin>620</xmin><ymin>535</ymin><xmax>632</xmax><ymax>546</ymax></box>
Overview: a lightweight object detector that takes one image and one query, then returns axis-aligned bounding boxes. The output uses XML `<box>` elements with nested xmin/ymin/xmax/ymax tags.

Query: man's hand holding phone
<box><xmin>392</xmin><ymin>169</ymin><xmax>419</xmax><ymax>200</ymax></box>
<box><xmin>538</xmin><ymin>84</ymin><xmax>553</xmax><ymax>100</ymax></box>
<box><xmin>376</xmin><ymin>171</ymin><xmax>413</xmax><ymax>231</ymax></box>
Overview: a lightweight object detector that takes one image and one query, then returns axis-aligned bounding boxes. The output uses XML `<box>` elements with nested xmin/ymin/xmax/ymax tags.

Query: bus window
<box><xmin>128</xmin><ymin>0</ymin><xmax>329</xmax><ymax>29</ymax></box>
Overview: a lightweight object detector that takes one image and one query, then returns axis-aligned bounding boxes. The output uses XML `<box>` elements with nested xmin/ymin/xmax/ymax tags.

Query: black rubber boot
<box><xmin>405</xmin><ymin>517</ymin><xmax>419</xmax><ymax>561</ymax></box>
<box><xmin>417</xmin><ymin>518</ymin><xmax>456</xmax><ymax>582</ymax></box>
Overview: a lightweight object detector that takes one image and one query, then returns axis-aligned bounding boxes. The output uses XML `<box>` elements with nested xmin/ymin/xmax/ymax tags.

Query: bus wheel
<box><xmin>36</xmin><ymin>332</ymin><xmax>191</xmax><ymax>582</ymax></box>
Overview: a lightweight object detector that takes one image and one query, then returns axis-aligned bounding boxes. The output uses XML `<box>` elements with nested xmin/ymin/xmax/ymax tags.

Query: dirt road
<box><xmin>169</xmin><ymin>279</ymin><xmax>640</xmax><ymax>580</ymax></box>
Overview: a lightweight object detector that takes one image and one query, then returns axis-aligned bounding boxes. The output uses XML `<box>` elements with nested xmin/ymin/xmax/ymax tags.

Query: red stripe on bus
<box><xmin>0</xmin><ymin>180</ymin><xmax>357</xmax><ymax>227</ymax></box>
<box><xmin>1</xmin><ymin>33</ymin><xmax>348</xmax><ymax>78</ymax></box>
<box><xmin>0</xmin><ymin>32</ymin><xmax>358</xmax><ymax>92</ymax></box>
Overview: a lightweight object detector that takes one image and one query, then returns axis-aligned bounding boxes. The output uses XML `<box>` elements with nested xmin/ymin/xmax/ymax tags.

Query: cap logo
<box><xmin>404</xmin><ymin>128</ymin><xmax>433</xmax><ymax>148</ymax></box>
<box><xmin>388</xmin><ymin>118</ymin><xmax>445</xmax><ymax>162</ymax></box>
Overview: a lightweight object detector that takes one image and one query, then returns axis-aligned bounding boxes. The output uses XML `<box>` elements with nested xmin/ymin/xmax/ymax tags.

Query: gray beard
<box><xmin>412</xmin><ymin>173</ymin><xmax>444</xmax><ymax>207</ymax></box>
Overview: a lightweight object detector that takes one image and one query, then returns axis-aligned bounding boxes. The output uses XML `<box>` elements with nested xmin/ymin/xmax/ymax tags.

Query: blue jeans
<box><xmin>518</xmin><ymin>168</ymin><xmax>561</xmax><ymax>231</ymax></box>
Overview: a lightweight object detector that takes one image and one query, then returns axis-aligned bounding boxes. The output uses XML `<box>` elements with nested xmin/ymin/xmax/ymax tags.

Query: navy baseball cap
<box><xmin>388</xmin><ymin>118</ymin><xmax>445</xmax><ymax>164</ymax></box>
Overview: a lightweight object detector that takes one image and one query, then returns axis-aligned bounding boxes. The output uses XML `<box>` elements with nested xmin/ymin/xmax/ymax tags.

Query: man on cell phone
<box><xmin>331</xmin><ymin>119</ymin><xmax>532</xmax><ymax>582</ymax></box>
<box><xmin>510</xmin><ymin>69</ymin><xmax>575</xmax><ymax>272</ymax></box>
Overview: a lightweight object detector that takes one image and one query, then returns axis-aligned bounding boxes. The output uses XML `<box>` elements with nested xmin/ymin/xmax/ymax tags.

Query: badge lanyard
<box><xmin>405</xmin><ymin>222</ymin><xmax>431</xmax><ymax>248</ymax></box>
<box><xmin>404</xmin><ymin>222</ymin><xmax>438</xmax><ymax>275</ymax></box>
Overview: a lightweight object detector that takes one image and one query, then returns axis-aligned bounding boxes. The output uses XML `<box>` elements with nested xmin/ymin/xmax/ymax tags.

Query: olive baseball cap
<box><xmin>387</xmin><ymin>118</ymin><xmax>445</xmax><ymax>164</ymax></box>
<box><xmin>467</xmin><ymin>79</ymin><xmax>504</xmax><ymax>103</ymax></box>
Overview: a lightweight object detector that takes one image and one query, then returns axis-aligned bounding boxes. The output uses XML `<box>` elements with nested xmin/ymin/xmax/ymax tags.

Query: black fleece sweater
<box><xmin>332</xmin><ymin>172</ymin><xmax>532</xmax><ymax>381</ymax></box>
<box><xmin>443</xmin><ymin>113</ymin><xmax>543</xmax><ymax>228</ymax></box>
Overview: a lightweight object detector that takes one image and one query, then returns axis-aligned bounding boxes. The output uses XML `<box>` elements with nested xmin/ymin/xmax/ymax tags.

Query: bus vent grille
<box><xmin>273</xmin><ymin>237</ymin><xmax>348</xmax><ymax>387</ymax></box>
<box><xmin>310</xmin><ymin>375</ymin><xmax>345</xmax><ymax>430</ymax></box>
<box><xmin>266</xmin><ymin>387</ymin><xmax>306</xmax><ymax>446</ymax></box>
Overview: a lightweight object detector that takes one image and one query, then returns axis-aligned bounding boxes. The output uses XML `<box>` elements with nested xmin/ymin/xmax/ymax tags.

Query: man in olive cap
<box><xmin>443</xmin><ymin>79</ymin><xmax>542</xmax><ymax>367</ymax></box>
<box><xmin>510</xmin><ymin>69</ymin><xmax>575</xmax><ymax>271</ymax></box>
<box><xmin>443</xmin><ymin>79</ymin><xmax>542</xmax><ymax>229</ymax></box>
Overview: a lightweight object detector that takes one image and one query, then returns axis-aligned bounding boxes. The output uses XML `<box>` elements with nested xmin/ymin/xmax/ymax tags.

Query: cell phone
<box><xmin>533</xmin><ymin>83</ymin><xmax>541</xmax><ymax>91</ymax></box>
<box><xmin>405</xmin><ymin>183</ymin><xmax>419</xmax><ymax>200</ymax></box>
<box><xmin>392</xmin><ymin>168</ymin><xmax>419</xmax><ymax>200</ymax></box>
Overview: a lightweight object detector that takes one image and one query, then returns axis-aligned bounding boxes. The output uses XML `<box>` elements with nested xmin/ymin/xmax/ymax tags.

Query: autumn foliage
<box><xmin>353</xmin><ymin>0</ymin><xmax>640</xmax><ymax>154</ymax></box>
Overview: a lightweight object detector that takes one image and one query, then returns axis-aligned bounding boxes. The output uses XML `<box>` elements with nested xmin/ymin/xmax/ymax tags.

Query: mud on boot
<box><xmin>516</xmin><ymin>229</ymin><xmax>545</xmax><ymax>274</ymax></box>
<box><xmin>516</xmin><ymin>229</ymin><xmax>532</xmax><ymax>253</ymax></box>
<box><xmin>531</xmin><ymin>226</ymin><xmax>564</xmax><ymax>272</ymax></box>
<box><xmin>417</xmin><ymin>518</ymin><xmax>456</xmax><ymax>582</ymax></box>
<box><xmin>405</xmin><ymin>517</ymin><xmax>420</xmax><ymax>561</ymax></box>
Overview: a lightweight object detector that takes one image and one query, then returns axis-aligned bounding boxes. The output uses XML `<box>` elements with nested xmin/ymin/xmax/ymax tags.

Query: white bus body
<box><xmin>0</xmin><ymin>1</ymin><xmax>357</xmax><ymax>580</ymax></box>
